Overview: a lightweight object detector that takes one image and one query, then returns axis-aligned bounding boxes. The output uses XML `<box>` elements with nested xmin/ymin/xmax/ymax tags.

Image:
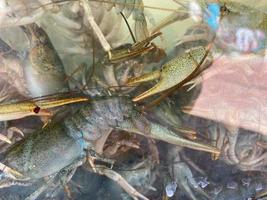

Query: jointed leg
<box><xmin>94</xmin><ymin>165</ymin><xmax>149</xmax><ymax>200</ymax></box>
<box><xmin>25</xmin><ymin>160</ymin><xmax>83</xmax><ymax>200</ymax></box>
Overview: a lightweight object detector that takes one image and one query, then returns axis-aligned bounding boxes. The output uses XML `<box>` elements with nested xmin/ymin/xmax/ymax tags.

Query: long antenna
<box><xmin>120</xmin><ymin>12</ymin><xmax>136</xmax><ymax>43</ymax></box>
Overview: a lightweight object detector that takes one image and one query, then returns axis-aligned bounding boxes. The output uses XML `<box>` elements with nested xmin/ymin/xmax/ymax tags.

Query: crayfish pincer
<box><xmin>0</xmin><ymin>96</ymin><xmax>219</xmax><ymax>200</ymax></box>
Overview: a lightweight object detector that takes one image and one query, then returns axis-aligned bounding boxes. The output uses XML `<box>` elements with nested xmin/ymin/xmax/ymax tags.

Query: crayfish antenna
<box><xmin>0</xmin><ymin>134</ymin><xmax>11</xmax><ymax>144</ymax></box>
<box><xmin>0</xmin><ymin>162</ymin><xmax>24</xmax><ymax>179</ymax></box>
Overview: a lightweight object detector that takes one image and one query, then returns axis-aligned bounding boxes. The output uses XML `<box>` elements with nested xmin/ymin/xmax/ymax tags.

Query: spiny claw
<box><xmin>148</xmin><ymin>123</ymin><xmax>220</xmax><ymax>155</ymax></box>
<box><xmin>127</xmin><ymin>46</ymin><xmax>208</xmax><ymax>102</ymax></box>
<box><xmin>119</xmin><ymin>119</ymin><xmax>220</xmax><ymax>155</ymax></box>
<box><xmin>132</xmin><ymin>76</ymin><xmax>175</xmax><ymax>102</ymax></box>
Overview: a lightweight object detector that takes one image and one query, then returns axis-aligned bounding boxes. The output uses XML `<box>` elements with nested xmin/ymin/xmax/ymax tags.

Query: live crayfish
<box><xmin>0</xmin><ymin>14</ymin><xmax>222</xmax><ymax>200</ymax></box>
<box><xmin>0</xmin><ymin>0</ymin><xmax>151</xmax><ymax>54</ymax></box>
<box><xmin>1</xmin><ymin>1</ymin><xmax>267</xmax><ymax>200</ymax></box>
<box><xmin>127</xmin><ymin>45</ymin><xmax>211</xmax><ymax>102</ymax></box>
<box><xmin>0</xmin><ymin>95</ymin><xmax>220</xmax><ymax>200</ymax></box>
<box><xmin>125</xmin><ymin>0</ymin><xmax>267</xmax><ymax>105</ymax></box>
<box><xmin>21</xmin><ymin>23</ymin><xmax>69</xmax><ymax>97</ymax></box>
<box><xmin>0</xmin><ymin>24</ymin><xmax>91</xmax><ymax>122</ymax></box>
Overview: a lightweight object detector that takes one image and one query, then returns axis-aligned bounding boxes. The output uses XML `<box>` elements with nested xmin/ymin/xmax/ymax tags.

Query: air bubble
<box><xmin>255</xmin><ymin>182</ymin><xmax>263</xmax><ymax>191</ymax></box>
<box><xmin>165</xmin><ymin>182</ymin><xmax>177</xmax><ymax>198</ymax></box>
<box><xmin>195</xmin><ymin>177</ymin><xmax>210</xmax><ymax>188</ymax></box>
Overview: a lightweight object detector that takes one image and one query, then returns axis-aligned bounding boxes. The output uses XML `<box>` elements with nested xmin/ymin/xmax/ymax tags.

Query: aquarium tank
<box><xmin>0</xmin><ymin>0</ymin><xmax>266</xmax><ymax>199</ymax></box>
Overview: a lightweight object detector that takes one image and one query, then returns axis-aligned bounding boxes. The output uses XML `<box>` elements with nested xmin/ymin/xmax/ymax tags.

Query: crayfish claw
<box><xmin>148</xmin><ymin>122</ymin><xmax>220</xmax><ymax>155</ymax></box>
<box><xmin>132</xmin><ymin>79</ymin><xmax>172</xmax><ymax>102</ymax></box>
<box><xmin>118</xmin><ymin>114</ymin><xmax>220</xmax><ymax>155</ymax></box>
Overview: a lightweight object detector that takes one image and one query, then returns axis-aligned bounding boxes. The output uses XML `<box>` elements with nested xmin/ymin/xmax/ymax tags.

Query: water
<box><xmin>0</xmin><ymin>1</ymin><xmax>267</xmax><ymax>200</ymax></box>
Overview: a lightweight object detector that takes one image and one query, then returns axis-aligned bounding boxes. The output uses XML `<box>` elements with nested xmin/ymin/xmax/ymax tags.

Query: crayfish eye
<box><xmin>33</xmin><ymin>106</ymin><xmax>40</xmax><ymax>114</ymax></box>
<box><xmin>220</xmin><ymin>4</ymin><xmax>230</xmax><ymax>15</ymax></box>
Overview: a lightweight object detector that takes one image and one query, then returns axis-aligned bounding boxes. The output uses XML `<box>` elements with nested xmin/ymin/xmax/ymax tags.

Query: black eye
<box><xmin>220</xmin><ymin>4</ymin><xmax>229</xmax><ymax>14</ymax></box>
<box><xmin>33</xmin><ymin>106</ymin><xmax>40</xmax><ymax>114</ymax></box>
